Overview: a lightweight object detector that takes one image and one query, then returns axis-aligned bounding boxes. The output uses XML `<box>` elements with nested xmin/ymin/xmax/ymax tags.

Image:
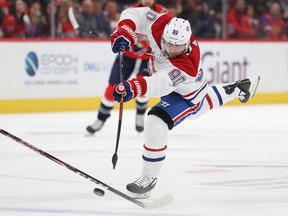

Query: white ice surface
<box><xmin>0</xmin><ymin>104</ymin><xmax>288</xmax><ymax>216</ymax></box>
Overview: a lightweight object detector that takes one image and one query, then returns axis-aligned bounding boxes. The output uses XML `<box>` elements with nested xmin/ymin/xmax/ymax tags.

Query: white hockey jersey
<box><xmin>119</xmin><ymin>7</ymin><xmax>208</xmax><ymax>105</ymax></box>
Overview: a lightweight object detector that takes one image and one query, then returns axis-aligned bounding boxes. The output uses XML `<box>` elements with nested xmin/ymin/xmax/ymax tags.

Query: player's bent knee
<box><xmin>148</xmin><ymin>107</ymin><xmax>173</xmax><ymax>130</ymax></box>
<box><xmin>144</xmin><ymin>114</ymin><xmax>169</xmax><ymax>149</ymax></box>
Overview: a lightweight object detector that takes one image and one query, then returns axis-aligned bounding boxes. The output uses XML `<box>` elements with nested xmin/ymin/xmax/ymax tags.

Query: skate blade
<box><xmin>127</xmin><ymin>191</ymin><xmax>151</xmax><ymax>199</ymax></box>
<box><xmin>84</xmin><ymin>132</ymin><xmax>95</xmax><ymax>137</ymax></box>
<box><xmin>250</xmin><ymin>76</ymin><xmax>261</xmax><ymax>98</ymax></box>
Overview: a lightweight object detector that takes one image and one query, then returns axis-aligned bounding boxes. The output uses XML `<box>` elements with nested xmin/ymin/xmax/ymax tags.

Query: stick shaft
<box><xmin>0</xmin><ymin>129</ymin><xmax>144</xmax><ymax>208</ymax></box>
<box><xmin>112</xmin><ymin>50</ymin><xmax>124</xmax><ymax>169</ymax></box>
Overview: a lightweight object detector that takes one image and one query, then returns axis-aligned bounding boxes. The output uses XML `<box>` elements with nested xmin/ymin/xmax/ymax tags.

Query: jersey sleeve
<box><xmin>143</xmin><ymin>72</ymin><xmax>175</xmax><ymax>97</ymax></box>
<box><xmin>119</xmin><ymin>7</ymin><xmax>160</xmax><ymax>35</ymax></box>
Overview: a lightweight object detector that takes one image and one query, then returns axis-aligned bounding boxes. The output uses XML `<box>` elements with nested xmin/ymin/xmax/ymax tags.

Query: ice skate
<box><xmin>135</xmin><ymin>114</ymin><xmax>145</xmax><ymax>132</ymax></box>
<box><xmin>224</xmin><ymin>76</ymin><xmax>261</xmax><ymax>103</ymax></box>
<box><xmin>86</xmin><ymin>119</ymin><xmax>104</xmax><ymax>135</ymax></box>
<box><xmin>126</xmin><ymin>175</ymin><xmax>157</xmax><ymax>199</ymax></box>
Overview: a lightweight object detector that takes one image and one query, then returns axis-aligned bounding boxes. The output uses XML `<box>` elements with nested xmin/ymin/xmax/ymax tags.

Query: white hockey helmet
<box><xmin>163</xmin><ymin>17</ymin><xmax>192</xmax><ymax>49</ymax></box>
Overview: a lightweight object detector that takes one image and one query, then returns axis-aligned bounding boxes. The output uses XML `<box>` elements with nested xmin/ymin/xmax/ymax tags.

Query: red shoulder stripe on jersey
<box><xmin>169</xmin><ymin>55</ymin><xmax>197</xmax><ymax>77</ymax></box>
<box><xmin>118</xmin><ymin>19</ymin><xmax>136</xmax><ymax>31</ymax></box>
<box><xmin>151</xmin><ymin>14</ymin><xmax>172</xmax><ymax>48</ymax></box>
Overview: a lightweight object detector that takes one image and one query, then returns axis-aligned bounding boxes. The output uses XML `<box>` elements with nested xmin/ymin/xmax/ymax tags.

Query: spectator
<box><xmin>193</xmin><ymin>1</ymin><xmax>215</xmax><ymax>38</ymax></box>
<box><xmin>57</xmin><ymin>0</ymin><xmax>77</xmax><ymax>38</ymax></box>
<box><xmin>75</xmin><ymin>0</ymin><xmax>99</xmax><ymax>37</ymax></box>
<box><xmin>211</xmin><ymin>0</ymin><xmax>224</xmax><ymax>39</ymax></box>
<box><xmin>0</xmin><ymin>0</ymin><xmax>10</xmax><ymax>37</ymax></box>
<box><xmin>179</xmin><ymin>0</ymin><xmax>198</xmax><ymax>34</ymax></box>
<box><xmin>116</xmin><ymin>0</ymin><xmax>138</xmax><ymax>11</ymax></box>
<box><xmin>93</xmin><ymin>0</ymin><xmax>111</xmax><ymax>38</ymax></box>
<box><xmin>25</xmin><ymin>1</ymin><xmax>42</xmax><ymax>37</ymax></box>
<box><xmin>246</xmin><ymin>4</ymin><xmax>259</xmax><ymax>30</ymax></box>
<box><xmin>283</xmin><ymin>5</ymin><xmax>288</xmax><ymax>37</ymax></box>
<box><xmin>40</xmin><ymin>2</ymin><xmax>54</xmax><ymax>38</ymax></box>
<box><xmin>246</xmin><ymin>0</ymin><xmax>269</xmax><ymax>19</ymax></box>
<box><xmin>227</xmin><ymin>0</ymin><xmax>256</xmax><ymax>39</ymax></box>
<box><xmin>179</xmin><ymin>0</ymin><xmax>215</xmax><ymax>38</ymax></box>
<box><xmin>103</xmin><ymin>0</ymin><xmax>120</xmax><ymax>32</ymax></box>
<box><xmin>1</xmin><ymin>0</ymin><xmax>28</xmax><ymax>38</ymax></box>
<box><xmin>167</xmin><ymin>0</ymin><xmax>183</xmax><ymax>17</ymax></box>
<box><xmin>1</xmin><ymin>14</ymin><xmax>16</xmax><ymax>37</ymax></box>
<box><xmin>259</xmin><ymin>2</ymin><xmax>286</xmax><ymax>39</ymax></box>
<box><xmin>0</xmin><ymin>0</ymin><xmax>8</xmax><ymax>24</ymax></box>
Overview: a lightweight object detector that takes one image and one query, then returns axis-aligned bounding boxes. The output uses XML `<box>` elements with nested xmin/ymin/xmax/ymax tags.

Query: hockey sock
<box><xmin>142</xmin><ymin>115</ymin><xmax>169</xmax><ymax>177</ymax></box>
<box><xmin>97</xmin><ymin>84</ymin><xmax>116</xmax><ymax>121</ymax></box>
<box><xmin>136</xmin><ymin>96</ymin><xmax>149</xmax><ymax>115</ymax></box>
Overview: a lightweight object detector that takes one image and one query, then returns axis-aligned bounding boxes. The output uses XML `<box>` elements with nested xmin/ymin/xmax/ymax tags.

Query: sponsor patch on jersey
<box><xmin>147</xmin><ymin>11</ymin><xmax>157</xmax><ymax>21</ymax></box>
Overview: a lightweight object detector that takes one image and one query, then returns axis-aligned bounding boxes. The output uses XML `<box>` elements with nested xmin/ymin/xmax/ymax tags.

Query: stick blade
<box><xmin>112</xmin><ymin>153</ymin><xmax>118</xmax><ymax>169</ymax></box>
<box><xmin>68</xmin><ymin>7</ymin><xmax>79</xmax><ymax>30</ymax></box>
<box><xmin>143</xmin><ymin>194</ymin><xmax>174</xmax><ymax>209</ymax></box>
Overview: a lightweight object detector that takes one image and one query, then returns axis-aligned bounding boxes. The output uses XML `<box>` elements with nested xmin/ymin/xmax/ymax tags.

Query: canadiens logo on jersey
<box><xmin>196</xmin><ymin>68</ymin><xmax>204</xmax><ymax>82</ymax></box>
<box><xmin>147</xmin><ymin>11</ymin><xmax>157</xmax><ymax>21</ymax></box>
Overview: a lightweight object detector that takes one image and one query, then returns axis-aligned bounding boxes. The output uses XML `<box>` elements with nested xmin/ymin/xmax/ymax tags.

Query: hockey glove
<box><xmin>113</xmin><ymin>78</ymin><xmax>146</xmax><ymax>102</ymax></box>
<box><xmin>111</xmin><ymin>25</ymin><xmax>138</xmax><ymax>53</ymax></box>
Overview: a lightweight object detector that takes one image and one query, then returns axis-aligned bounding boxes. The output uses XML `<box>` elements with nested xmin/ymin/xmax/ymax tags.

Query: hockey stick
<box><xmin>69</xmin><ymin>6</ymin><xmax>123</xmax><ymax>169</ymax></box>
<box><xmin>68</xmin><ymin>7</ymin><xmax>98</xmax><ymax>37</ymax></box>
<box><xmin>0</xmin><ymin>129</ymin><xmax>173</xmax><ymax>209</ymax></box>
<box><xmin>112</xmin><ymin>49</ymin><xmax>124</xmax><ymax>169</ymax></box>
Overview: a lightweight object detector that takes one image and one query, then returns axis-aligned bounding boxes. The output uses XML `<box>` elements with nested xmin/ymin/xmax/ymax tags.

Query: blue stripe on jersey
<box><xmin>212</xmin><ymin>86</ymin><xmax>223</xmax><ymax>106</ymax></box>
<box><xmin>190</xmin><ymin>81</ymin><xmax>208</xmax><ymax>101</ymax></box>
<box><xmin>142</xmin><ymin>155</ymin><xmax>166</xmax><ymax>162</ymax></box>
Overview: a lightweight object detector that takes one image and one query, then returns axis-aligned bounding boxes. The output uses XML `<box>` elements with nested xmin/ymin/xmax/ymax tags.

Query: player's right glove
<box><xmin>110</xmin><ymin>25</ymin><xmax>138</xmax><ymax>53</ymax></box>
<box><xmin>113</xmin><ymin>77</ymin><xmax>147</xmax><ymax>102</ymax></box>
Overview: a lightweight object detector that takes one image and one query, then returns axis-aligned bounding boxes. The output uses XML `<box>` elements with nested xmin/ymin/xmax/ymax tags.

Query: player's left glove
<box><xmin>110</xmin><ymin>25</ymin><xmax>138</xmax><ymax>53</ymax></box>
<box><xmin>113</xmin><ymin>78</ymin><xmax>146</xmax><ymax>102</ymax></box>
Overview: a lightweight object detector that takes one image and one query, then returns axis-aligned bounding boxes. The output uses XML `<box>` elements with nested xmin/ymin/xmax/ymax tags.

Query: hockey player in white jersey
<box><xmin>110</xmin><ymin>7</ymin><xmax>260</xmax><ymax>198</ymax></box>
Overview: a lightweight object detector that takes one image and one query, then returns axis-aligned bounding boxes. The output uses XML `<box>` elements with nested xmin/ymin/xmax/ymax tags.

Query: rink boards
<box><xmin>0</xmin><ymin>40</ymin><xmax>287</xmax><ymax>113</ymax></box>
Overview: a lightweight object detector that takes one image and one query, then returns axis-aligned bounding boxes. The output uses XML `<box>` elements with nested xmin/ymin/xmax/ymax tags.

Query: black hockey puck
<box><xmin>93</xmin><ymin>188</ymin><xmax>105</xmax><ymax>196</ymax></box>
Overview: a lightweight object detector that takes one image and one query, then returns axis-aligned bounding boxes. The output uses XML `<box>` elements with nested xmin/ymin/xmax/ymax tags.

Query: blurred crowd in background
<box><xmin>1</xmin><ymin>0</ymin><xmax>288</xmax><ymax>39</ymax></box>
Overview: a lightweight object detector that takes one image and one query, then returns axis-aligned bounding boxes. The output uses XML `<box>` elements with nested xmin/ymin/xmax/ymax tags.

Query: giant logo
<box><xmin>201</xmin><ymin>51</ymin><xmax>249</xmax><ymax>84</ymax></box>
<box><xmin>25</xmin><ymin>52</ymin><xmax>38</xmax><ymax>76</ymax></box>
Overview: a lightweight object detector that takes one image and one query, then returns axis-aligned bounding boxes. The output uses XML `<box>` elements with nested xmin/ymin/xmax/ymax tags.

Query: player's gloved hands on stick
<box><xmin>113</xmin><ymin>78</ymin><xmax>144</xmax><ymax>102</ymax></box>
<box><xmin>111</xmin><ymin>25</ymin><xmax>138</xmax><ymax>53</ymax></box>
<box><xmin>113</xmin><ymin>81</ymin><xmax>134</xmax><ymax>102</ymax></box>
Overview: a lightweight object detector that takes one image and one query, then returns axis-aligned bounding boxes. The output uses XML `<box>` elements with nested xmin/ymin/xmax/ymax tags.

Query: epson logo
<box><xmin>25</xmin><ymin>52</ymin><xmax>38</xmax><ymax>77</ymax></box>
